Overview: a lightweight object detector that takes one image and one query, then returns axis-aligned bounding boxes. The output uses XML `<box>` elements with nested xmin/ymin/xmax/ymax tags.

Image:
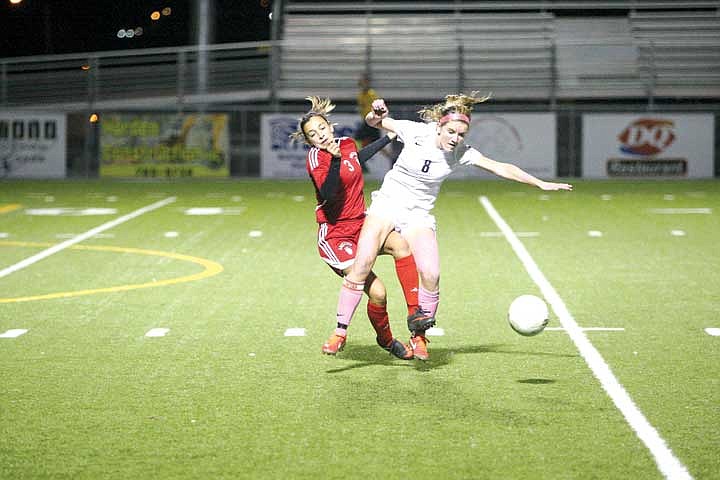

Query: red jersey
<box><xmin>306</xmin><ymin>137</ymin><xmax>366</xmax><ymax>225</ymax></box>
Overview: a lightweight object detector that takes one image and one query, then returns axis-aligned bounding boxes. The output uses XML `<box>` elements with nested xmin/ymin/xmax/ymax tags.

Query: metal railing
<box><xmin>0</xmin><ymin>42</ymin><xmax>272</xmax><ymax>111</ymax></box>
<box><xmin>284</xmin><ymin>0</ymin><xmax>720</xmax><ymax>12</ymax></box>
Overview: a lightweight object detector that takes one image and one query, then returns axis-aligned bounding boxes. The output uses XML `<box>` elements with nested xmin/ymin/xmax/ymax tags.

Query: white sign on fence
<box><xmin>261</xmin><ymin>112</ymin><xmax>557</xmax><ymax>180</ymax></box>
<box><xmin>582</xmin><ymin>113</ymin><xmax>715</xmax><ymax>178</ymax></box>
<box><xmin>459</xmin><ymin>113</ymin><xmax>557</xmax><ymax>179</ymax></box>
<box><xmin>261</xmin><ymin>113</ymin><xmax>392</xmax><ymax>180</ymax></box>
<box><xmin>0</xmin><ymin>112</ymin><xmax>67</xmax><ymax>178</ymax></box>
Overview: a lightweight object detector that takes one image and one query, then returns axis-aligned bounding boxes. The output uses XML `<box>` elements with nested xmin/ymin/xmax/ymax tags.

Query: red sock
<box><xmin>367</xmin><ymin>301</ymin><xmax>392</xmax><ymax>346</ymax></box>
<box><xmin>394</xmin><ymin>254</ymin><xmax>420</xmax><ymax>315</ymax></box>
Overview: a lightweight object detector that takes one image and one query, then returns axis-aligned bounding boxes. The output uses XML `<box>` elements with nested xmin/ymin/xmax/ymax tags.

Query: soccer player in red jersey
<box><xmin>292</xmin><ymin>96</ymin><xmax>432</xmax><ymax>359</ymax></box>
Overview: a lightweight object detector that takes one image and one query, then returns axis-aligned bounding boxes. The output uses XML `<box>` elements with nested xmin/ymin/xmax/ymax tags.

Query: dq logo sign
<box><xmin>618</xmin><ymin>118</ymin><xmax>675</xmax><ymax>156</ymax></box>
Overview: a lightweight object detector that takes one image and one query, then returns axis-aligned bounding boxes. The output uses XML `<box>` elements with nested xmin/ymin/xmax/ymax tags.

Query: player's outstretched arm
<box><xmin>470</xmin><ymin>150</ymin><xmax>573</xmax><ymax>191</ymax></box>
<box><xmin>358</xmin><ymin>133</ymin><xmax>396</xmax><ymax>166</ymax></box>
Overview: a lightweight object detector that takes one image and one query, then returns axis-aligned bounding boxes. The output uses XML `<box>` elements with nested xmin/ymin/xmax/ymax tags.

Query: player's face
<box><xmin>436</xmin><ymin>120</ymin><xmax>469</xmax><ymax>151</ymax></box>
<box><xmin>303</xmin><ymin>116</ymin><xmax>335</xmax><ymax>149</ymax></box>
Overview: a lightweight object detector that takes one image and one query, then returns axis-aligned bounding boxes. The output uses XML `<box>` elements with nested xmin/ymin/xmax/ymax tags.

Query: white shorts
<box><xmin>367</xmin><ymin>190</ymin><xmax>437</xmax><ymax>232</ymax></box>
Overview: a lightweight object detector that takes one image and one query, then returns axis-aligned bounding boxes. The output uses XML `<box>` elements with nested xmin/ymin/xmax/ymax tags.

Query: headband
<box><xmin>439</xmin><ymin>112</ymin><xmax>471</xmax><ymax>125</ymax></box>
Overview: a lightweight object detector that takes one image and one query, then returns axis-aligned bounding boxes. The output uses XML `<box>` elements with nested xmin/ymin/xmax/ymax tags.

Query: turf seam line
<box><xmin>0</xmin><ymin>197</ymin><xmax>176</xmax><ymax>279</ymax></box>
<box><xmin>479</xmin><ymin>195</ymin><xmax>693</xmax><ymax>480</ymax></box>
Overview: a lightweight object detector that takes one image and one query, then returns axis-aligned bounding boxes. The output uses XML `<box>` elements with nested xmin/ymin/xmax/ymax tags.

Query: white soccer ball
<box><xmin>508</xmin><ymin>294</ymin><xmax>549</xmax><ymax>336</ymax></box>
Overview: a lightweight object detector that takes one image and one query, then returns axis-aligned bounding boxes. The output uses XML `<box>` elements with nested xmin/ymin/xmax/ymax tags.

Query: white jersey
<box><xmin>376</xmin><ymin>120</ymin><xmax>480</xmax><ymax>213</ymax></box>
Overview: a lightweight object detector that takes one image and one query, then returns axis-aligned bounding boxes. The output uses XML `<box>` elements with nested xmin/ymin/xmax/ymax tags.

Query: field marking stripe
<box><xmin>0</xmin><ymin>197</ymin><xmax>176</xmax><ymax>280</ymax></box>
<box><xmin>0</xmin><ymin>204</ymin><xmax>22</xmax><ymax>214</ymax></box>
<box><xmin>479</xmin><ymin>196</ymin><xmax>692</xmax><ymax>480</ymax></box>
<box><xmin>546</xmin><ymin>327</ymin><xmax>626</xmax><ymax>332</ymax></box>
<box><xmin>0</xmin><ymin>241</ymin><xmax>223</xmax><ymax>303</ymax></box>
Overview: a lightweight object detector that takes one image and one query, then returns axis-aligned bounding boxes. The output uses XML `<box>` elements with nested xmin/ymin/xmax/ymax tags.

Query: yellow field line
<box><xmin>0</xmin><ymin>241</ymin><xmax>223</xmax><ymax>303</ymax></box>
<box><xmin>0</xmin><ymin>204</ymin><xmax>21</xmax><ymax>214</ymax></box>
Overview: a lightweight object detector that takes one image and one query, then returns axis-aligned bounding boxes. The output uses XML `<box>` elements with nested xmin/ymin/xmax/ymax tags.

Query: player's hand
<box><xmin>325</xmin><ymin>141</ymin><xmax>341</xmax><ymax>158</ymax></box>
<box><xmin>365</xmin><ymin>99</ymin><xmax>388</xmax><ymax>127</ymax></box>
<box><xmin>539</xmin><ymin>181</ymin><xmax>573</xmax><ymax>191</ymax></box>
<box><xmin>371</xmin><ymin>99</ymin><xmax>388</xmax><ymax>117</ymax></box>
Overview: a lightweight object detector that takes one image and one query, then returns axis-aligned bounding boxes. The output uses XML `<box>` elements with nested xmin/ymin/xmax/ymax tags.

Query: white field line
<box><xmin>479</xmin><ymin>196</ymin><xmax>692</xmax><ymax>480</ymax></box>
<box><xmin>648</xmin><ymin>208</ymin><xmax>711</xmax><ymax>214</ymax></box>
<box><xmin>0</xmin><ymin>197</ymin><xmax>176</xmax><ymax>280</ymax></box>
<box><xmin>0</xmin><ymin>329</ymin><xmax>28</xmax><ymax>338</ymax></box>
<box><xmin>145</xmin><ymin>328</ymin><xmax>170</xmax><ymax>337</ymax></box>
<box><xmin>546</xmin><ymin>327</ymin><xmax>625</xmax><ymax>332</ymax></box>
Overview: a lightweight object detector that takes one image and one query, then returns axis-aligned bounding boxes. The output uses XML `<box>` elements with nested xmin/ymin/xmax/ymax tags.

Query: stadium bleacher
<box><xmin>631</xmin><ymin>10</ymin><xmax>720</xmax><ymax>98</ymax></box>
<box><xmin>0</xmin><ymin>0</ymin><xmax>718</xmax><ymax>108</ymax></box>
<box><xmin>278</xmin><ymin>0</ymin><xmax>720</xmax><ymax>102</ymax></box>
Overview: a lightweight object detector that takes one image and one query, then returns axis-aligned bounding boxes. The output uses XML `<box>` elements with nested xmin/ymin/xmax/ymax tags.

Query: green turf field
<box><xmin>0</xmin><ymin>179</ymin><xmax>718</xmax><ymax>479</ymax></box>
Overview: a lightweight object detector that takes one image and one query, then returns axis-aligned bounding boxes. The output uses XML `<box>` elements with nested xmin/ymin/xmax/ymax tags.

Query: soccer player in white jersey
<box><xmin>335</xmin><ymin>92</ymin><xmax>572</xmax><ymax>360</ymax></box>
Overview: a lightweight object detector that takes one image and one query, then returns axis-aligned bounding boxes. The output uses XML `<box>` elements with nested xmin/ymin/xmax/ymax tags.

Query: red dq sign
<box><xmin>618</xmin><ymin>118</ymin><xmax>676</xmax><ymax>156</ymax></box>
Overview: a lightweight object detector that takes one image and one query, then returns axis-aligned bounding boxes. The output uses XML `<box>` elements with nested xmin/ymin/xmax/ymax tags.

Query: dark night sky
<box><xmin>0</xmin><ymin>0</ymin><xmax>272</xmax><ymax>58</ymax></box>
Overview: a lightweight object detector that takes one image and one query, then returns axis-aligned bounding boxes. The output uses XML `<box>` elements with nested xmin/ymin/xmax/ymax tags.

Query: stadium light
<box><xmin>117</xmin><ymin>27</ymin><xmax>143</xmax><ymax>40</ymax></box>
<box><xmin>151</xmin><ymin>11</ymin><xmax>161</xmax><ymax>21</ymax></box>
<box><xmin>9</xmin><ymin>0</ymin><xmax>24</xmax><ymax>5</ymax></box>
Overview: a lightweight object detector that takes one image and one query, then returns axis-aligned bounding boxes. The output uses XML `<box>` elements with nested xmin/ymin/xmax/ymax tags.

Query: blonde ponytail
<box><xmin>418</xmin><ymin>91</ymin><xmax>491</xmax><ymax>123</ymax></box>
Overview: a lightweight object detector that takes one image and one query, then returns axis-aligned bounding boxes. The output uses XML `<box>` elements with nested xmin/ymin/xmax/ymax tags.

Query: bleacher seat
<box><xmin>631</xmin><ymin>11</ymin><xmax>720</xmax><ymax>97</ymax></box>
<box><xmin>278</xmin><ymin>11</ymin><xmax>556</xmax><ymax>101</ymax></box>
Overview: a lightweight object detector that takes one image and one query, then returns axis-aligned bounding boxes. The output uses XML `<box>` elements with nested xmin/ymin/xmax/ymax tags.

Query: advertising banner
<box><xmin>261</xmin><ymin>113</ymin><xmax>556</xmax><ymax>180</ymax></box>
<box><xmin>459</xmin><ymin>113</ymin><xmax>557</xmax><ymax>179</ymax></box>
<box><xmin>100</xmin><ymin>113</ymin><xmax>230</xmax><ymax>177</ymax></box>
<box><xmin>261</xmin><ymin>113</ymin><xmax>395</xmax><ymax>180</ymax></box>
<box><xmin>582</xmin><ymin>114</ymin><xmax>715</xmax><ymax>178</ymax></box>
<box><xmin>0</xmin><ymin>112</ymin><xmax>66</xmax><ymax>178</ymax></box>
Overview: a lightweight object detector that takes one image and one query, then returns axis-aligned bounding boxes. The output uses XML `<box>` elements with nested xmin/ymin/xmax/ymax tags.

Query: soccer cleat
<box><xmin>377</xmin><ymin>337</ymin><xmax>414</xmax><ymax>360</ymax></box>
<box><xmin>322</xmin><ymin>334</ymin><xmax>346</xmax><ymax>355</ymax></box>
<box><xmin>407</xmin><ymin>307</ymin><xmax>435</xmax><ymax>334</ymax></box>
<box><xmin>410</xmin><ymin>334</ymin><xmax>430</xmax><ymax>361</ymax></box>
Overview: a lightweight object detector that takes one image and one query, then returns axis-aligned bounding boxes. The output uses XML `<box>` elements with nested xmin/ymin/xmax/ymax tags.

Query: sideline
<box><xmin>479</xmin><ymin>195</ymin><xmax>692</xmax><ymax>480</ymax></box>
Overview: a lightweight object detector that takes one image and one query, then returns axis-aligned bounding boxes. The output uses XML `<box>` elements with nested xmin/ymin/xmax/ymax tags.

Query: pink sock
<box><xmin>418</xmin><ymin>286</ymin><xmax>440</xmax><ymax>318</ymax></box>
<box><xmin>335</xmin><ymin>281</ymin><xmax>364</xmax><ymax>336</ymax></box>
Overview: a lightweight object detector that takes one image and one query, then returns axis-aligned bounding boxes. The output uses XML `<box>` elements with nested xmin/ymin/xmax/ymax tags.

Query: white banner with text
<box><xmin>0</xmin><ymin>112</ymin><xmax>66</xmax><ymax>178</ymax></box>
<box><xmin>582</xmin><ymin>113</ymin><xmax>715</xmax><ymax>178</ymax></box>
<box><xmin>261</xmin><ymin>113</ymin><xmax>557</xmax><ymax>180</ymax></box>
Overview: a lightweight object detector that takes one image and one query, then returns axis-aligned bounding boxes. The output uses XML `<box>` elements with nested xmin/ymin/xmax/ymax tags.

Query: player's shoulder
<box><xmin>396</xmin><ymin>119</ymin><xmax>431</xmax><ymax>131</ymax></box>
<box><xmin>338</xmin><ymin>136</ymin><xmax>357</xmax><ymax>148</ymax></box>
<box><xmin>395</xmin><ymin>119</ymin><xmax>434</xmax><ymax>138</ymax></box>
<box><xmin>307</xmin><ymin>146</ymin><xmax>327</xmax><ymax>169</ymax></box>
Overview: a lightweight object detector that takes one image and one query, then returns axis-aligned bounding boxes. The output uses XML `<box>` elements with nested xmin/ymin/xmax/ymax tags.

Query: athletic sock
<box><xmin>394</xmin><ymin>254</ymin><xmax>420</xmax><ymax>315</ymax></box>
<box><xmin>335</xmin><ymin>278</ymin><xmax>364</xmax><ymax>336</ymax></box>
<box><xmin>418</xmin><ymin>286</ymin><xmax>440</xmax><ymax>318</ymax></box>
<box><xmin>367</xmin><ymin>301</ymin><xmax>392</xmax><ymax>346</ymax></box>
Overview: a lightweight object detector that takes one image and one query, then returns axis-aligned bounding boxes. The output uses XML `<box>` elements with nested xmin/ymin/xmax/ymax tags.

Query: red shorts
<box><xmin>317</xmin><ymin>218</ymin><xmax>364</xmax><ymax>276</ymax></box>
